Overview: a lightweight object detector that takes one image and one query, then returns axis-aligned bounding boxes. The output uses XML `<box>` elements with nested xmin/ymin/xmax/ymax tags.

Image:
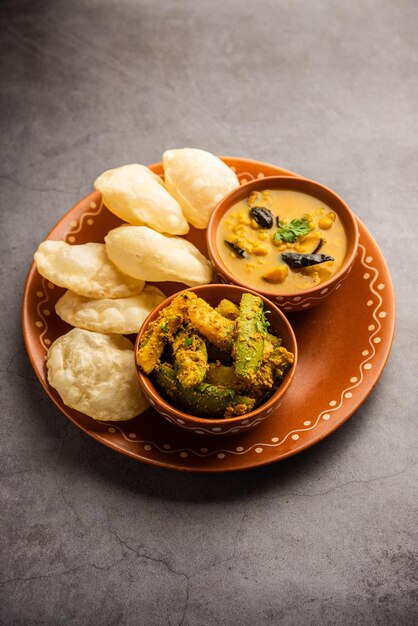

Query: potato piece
<box><xmin>262</xmin><ymin>265</ymin><xmax>289</xmax><ymax>284</ymax></box>
<box><xmin>94</xmin><ymin>164</ymin><xmax>189</xmax><ymax>235</ymax></box>
<box><xmin>34</xmin><ymin>241</ymin><xmax>144</xmax><ymax>299</ymax></box>
<box><xmin>162</xmin><ymin>148</ymin><xmax>239</xmax><ymax>229</ymax></box>
<box><xmin>105</xmin><ymin>225</ymin><xmax>213</xmax><ymax>286</ymax></box>
<box><xmin>55</xmin><ymin>285</ymin><xmax>166</xmax><ymax>335</ymax></box>
<box><xmin>215</xmin><ymin>299</ymin><xmax>240</xmax><ymax>320</ymax></box>
<box><xmin>297</xmin><ymin>233</ymin><xmax>323</xmax><ymax>254</ymax></box>
<box><xmin>46</xmin><ymin>329</ymin><xmax>148</xmax><ymax>421</ymax></box>
<box><xmin>205</xmin><ymin>364</ymin><xmax>239</xmax><ymax>388</ymax></box>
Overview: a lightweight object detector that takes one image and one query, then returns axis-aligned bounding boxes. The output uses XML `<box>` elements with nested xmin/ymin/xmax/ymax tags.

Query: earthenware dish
<box><xmin>207</xmin><ymin>175</ymin><xmax>359</xmax><ymax>312</ymax></box>
<box><xmin>135</xmin><ymin>284</ymin><xmax>298</xmax><ymax>436</ymax></box>
<box><xmin>22</xmin><ymin>157</ymin><xmax>395</xmax><ymax>472</ymax></box>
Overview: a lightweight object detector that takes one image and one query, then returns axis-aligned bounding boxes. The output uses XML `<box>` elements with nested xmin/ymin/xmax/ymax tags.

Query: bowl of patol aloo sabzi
<box><xmin>135</xmin><ymin>284</ymin><xmax>298</xmax><ymax>436</ymax></box>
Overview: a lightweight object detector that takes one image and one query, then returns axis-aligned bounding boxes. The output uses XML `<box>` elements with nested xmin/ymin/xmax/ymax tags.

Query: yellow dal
<box><xmin>217</xmin><ymin>190</ymin><xmax>347</xmax><ymax>294</ymax></box>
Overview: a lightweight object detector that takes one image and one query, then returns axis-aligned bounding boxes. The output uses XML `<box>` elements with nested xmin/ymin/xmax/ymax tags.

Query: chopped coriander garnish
<box><xmin>184</xmin><ymin>337</ymin><xmax>193</xmax><ymax>346</ymax></box>
<box><xmin>255</xmin><ymin>312</ymin><xmax>270</xmax><ymax>333</ymax></box>
<box><xmin>261</xmin><ymin>310</ymin><xmax>270</xmax><ymax>331</ymax></box>
<box><xmin>273</xmin><ymin>218</ymin><xmax>311</xmax><ymax>244</ymax></box>
<box><xmin>197</xmin><ymin>382</ymin><xmax>211</xmax><ymax>393</ymax></box>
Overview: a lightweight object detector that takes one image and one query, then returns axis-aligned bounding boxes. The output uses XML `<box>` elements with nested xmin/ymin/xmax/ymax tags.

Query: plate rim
<box><xmin>22</xmin><ymin>158</ymin><xmax>396</xmax><ymax>472</ymax></box>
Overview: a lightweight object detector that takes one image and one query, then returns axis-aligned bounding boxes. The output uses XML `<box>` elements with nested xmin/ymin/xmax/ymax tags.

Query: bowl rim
<box><xmin>206</xmin><ymin>175</ymin><xmax>360</xmax><ymax>299</ymax></box>
<box><xmin>134</xmin><ymin>284</ymin><xmax>298</xmax><ymax>426</ymax></box>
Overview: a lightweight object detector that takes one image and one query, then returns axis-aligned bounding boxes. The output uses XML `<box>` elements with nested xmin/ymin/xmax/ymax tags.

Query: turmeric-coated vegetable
<box><xmin>137</xmin><ymin>290</ymin><xmax>293</xmax><ymax>419</ymax></box>
<box><xmin>205</xmin><ymin>364</ymin><xmax>239</xmax><ymax>389</ymax></box>
<box><xmin>234</xmin><ymin>293</ymin><xmax>267</xmax><ymax>381</ymax></box>
<box><xmin>153</xmin><ymin>364</ymin><xmax>255</xmax><ymax>418</ymax></box>
<box><xmin>188</xmin><ymin>297</ymin><xmax>235</xmax><ymax>351</ymax></box>
<box><xmin>172</xmin><ymin>330</ymin><xmax>208</xmax><ymax>388</ymax></box>
<box><xmin>136</xmin><ymin>314</ymin><xmax>182</xmax><ymax>374</ymax></box>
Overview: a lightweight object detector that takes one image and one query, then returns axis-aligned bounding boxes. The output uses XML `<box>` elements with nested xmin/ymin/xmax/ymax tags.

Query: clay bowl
<box><xmin>135</xmin><ymin>284</ymin><xmax>297</xmax><ymax>437</ymax></box>
<box><xmin>207</xmin><ymin>176</ymin><xmax>359</xmax><ymax>312</ymax></box>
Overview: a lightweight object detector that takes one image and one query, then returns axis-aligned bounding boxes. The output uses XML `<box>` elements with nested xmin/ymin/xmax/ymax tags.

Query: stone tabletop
<box><xmin>1</xmin><ymin>1</ymin><xmax>417</xmax><ymax>624</ymax></box>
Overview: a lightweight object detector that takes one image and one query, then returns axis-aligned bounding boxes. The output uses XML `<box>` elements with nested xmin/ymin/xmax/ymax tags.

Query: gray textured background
<box><xmin>1</xmin><ymin>1</ymin><xmax>417</xmax><ymax>624</ymax></box>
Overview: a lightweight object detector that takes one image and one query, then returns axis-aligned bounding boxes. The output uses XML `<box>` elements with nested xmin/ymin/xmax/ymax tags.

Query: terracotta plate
<box><xmin>22</xmin><ymin>158</ymin><xmax>395</xmax><ymax>472</ymax></box>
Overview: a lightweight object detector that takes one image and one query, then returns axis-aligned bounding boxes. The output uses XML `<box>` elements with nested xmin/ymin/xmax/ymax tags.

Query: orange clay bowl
<box><xmin>207</xmin><ymin>176</ymin><xmax>359</xmax><ymax>313</ymax></box>
<box><xmin>135</xmin><ymin>284</ymin><xmax>298</xmax><ymax>437</ymax></box>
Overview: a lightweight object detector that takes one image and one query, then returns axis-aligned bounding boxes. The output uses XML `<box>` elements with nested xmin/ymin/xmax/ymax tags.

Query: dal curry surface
<box><xmin>217</xmin><ymin>189</ymin><xmax>348</xmax><ymax>294</ymax></box>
